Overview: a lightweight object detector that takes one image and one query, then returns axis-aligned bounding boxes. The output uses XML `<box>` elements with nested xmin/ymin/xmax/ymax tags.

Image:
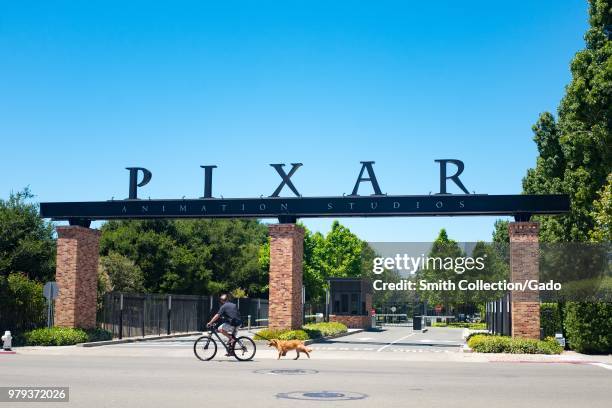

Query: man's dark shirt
<box><xmin>218</xmin><ymin>301</ymin><xmax>240</xmax><ymax>323</ymax></box>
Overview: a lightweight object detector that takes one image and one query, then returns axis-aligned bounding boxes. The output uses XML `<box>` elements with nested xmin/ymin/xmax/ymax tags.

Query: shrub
<box><xmin>303</xmin><ymin>322</ymin><xmax>347</xmax><ymax>337</ymax></box>
<box><xmin>24</xmin><ymin>327</ymin><xmax>89</xmax><ymax>346</ymax></box>
<box><xmin>467</xmin><ymin>334</ymin><xmax>563</xmax><ymax>354</ymax></box>
<box><xmin>540</xmin><ymin>303</ymin><xmax>562</xmax><ymax>338</ymax></box>
<box><xmin>563</xmin><ymin>301</ymin><xmax>612</xmax><ymax>354</ymax></box>
<box><xmin>278</xmin><ymin>330</ymin><xmax>310</xmax><ymax>341</ymax></box>
<box><xmin>254</xmin><ymin>322</ymin><xmax>347</xmax><ymax>341</ymax></box>
<box><xmin>0</xmin><ymin>273</ymin><xmax>46</xmax><ymax>336</ymax></box>
<box><xmin>253</xmin><ymin>328</ymin><xmax>288</xmax><ymax>341</ymax></box>
<box><xmin>465</xmin><ymin>331</ymin><xmax>492</xmax><ymax>342</ymax></box>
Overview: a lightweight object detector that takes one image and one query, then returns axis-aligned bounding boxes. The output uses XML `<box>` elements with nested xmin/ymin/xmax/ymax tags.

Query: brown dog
<box><xmin>268</xmin><ymin>339</ymin><xmax>312</xmax><ymax>360</ymax></box>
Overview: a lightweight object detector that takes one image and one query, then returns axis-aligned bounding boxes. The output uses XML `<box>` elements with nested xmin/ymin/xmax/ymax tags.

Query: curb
<box><xmin>78</xmin><ymin>331</ymin><xmax>202</xmax><ymax>347</ymax></box>
<box><xmin>304</xmin><ymin>329</ymin><xmax>364</xmax><ymax>345</ymax></box>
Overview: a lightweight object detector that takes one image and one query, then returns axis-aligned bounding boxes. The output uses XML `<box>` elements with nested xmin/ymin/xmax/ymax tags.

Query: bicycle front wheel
<box><xmin>232</xmin><ymin>336</ymin><xmax>256</xmax><ymax>361</ymax></box>
<box><xmin>194</xmin><ymin>336</ymin><xmax>217</xmax><ymax>361</ymax></box>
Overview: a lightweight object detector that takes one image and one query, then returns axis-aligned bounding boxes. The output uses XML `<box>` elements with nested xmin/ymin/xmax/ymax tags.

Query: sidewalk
<box><xmin>11</xmin><ymin>342</ymin><xmax>611</xmax><ymax>365</ymax></box>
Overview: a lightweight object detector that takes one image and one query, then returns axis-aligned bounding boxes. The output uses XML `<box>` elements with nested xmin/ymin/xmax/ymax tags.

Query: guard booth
<box><xmin>328</xmin><ymin>277</ymin><xmax>373</xmax><ymax>329</ymax></box>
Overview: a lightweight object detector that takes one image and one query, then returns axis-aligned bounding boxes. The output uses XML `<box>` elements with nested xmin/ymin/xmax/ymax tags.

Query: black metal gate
<box><xmin>98</xmin><ymin>292</ymin><xmax>269</xmax><ymax>339</ymax></box>
<box><xmin>486</xmin><ymin>293</ymin><xmax>511</xmax><ymax>336</ymax></box>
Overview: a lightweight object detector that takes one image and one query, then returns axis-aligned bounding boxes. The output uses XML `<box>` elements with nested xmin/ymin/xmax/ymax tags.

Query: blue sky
<box><xmin>0</xmin><ymin>1</ymin><xmax>588</xmax><ymax>241</ymax></box>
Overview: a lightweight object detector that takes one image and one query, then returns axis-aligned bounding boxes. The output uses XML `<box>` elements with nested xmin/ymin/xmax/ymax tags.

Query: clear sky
<box><xmin>0</xmin><ymin>0</ymin><xmax>588</xmax><ymax>242</ymax></box>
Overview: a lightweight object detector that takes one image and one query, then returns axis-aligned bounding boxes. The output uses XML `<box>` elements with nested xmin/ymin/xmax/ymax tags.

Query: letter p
<box><xmin>126</xmin><ymin>167</ymin><xmax>152</xmax><ymax>199</ymax></box>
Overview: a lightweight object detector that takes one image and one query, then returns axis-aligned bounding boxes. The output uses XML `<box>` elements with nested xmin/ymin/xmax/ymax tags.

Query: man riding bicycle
<box><xmin>206</xmin><ymin>294</ymin><xmax>242</xmax><ymax>356</ymax></box>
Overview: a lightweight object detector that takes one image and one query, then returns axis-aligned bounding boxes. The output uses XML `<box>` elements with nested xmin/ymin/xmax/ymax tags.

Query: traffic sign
<box><xmin>43</xmin><ymin>282</ymin><xmax>59</xmax><ymax>300</ymax></box>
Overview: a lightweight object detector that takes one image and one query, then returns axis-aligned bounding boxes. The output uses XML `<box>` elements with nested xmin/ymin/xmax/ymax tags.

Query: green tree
<box><xmin>0</xmin><ymin>189</ymin><xmax>55</xmax><ymax>336</ymax></box>
<box><xmin>0</xmin><ymin>188</ymin><xmax>56</xmax><ymax>282</ymax></box>
<box><xmin>98</xmin><ymin>252</ymin><xmax>145</xmax><ymax>293</ymax></box>
<box><xmin>303</xmin><ymin>221</ymin><xmax>377</xmax><ymax>302</ymax></box>
<box><xmin>321</xmin><ymin>221</ymin><xmax>367</xmax><ymax>278</ymax></box>
<box><xmin>416</xmin><ymin>229</ymin><xmax>464</xmax><ymax>311</ymax></box>
<box><xmin>303</xmin><ymin>228</ymin><xmax>327</xmax><ymax>302</ymax></box>
<box><xmin>492</xmin><ymin>220</ymin><xmax>509</xmax><ymax>243</ymax></box>
<box><xmin>498</xmin><ymin>1</ymin><xmax>611</xmax><ymax>243</ymax></box>
<box><xmin>590</xmin><ymin>173</ymin><xmax>612</xmax><ymax>242</ymax></box>
<box><xmin>460</xmin><ymin>242</ymin><xmax>509</xmax><ymax>305</ymax></box>
<box><xmin>99</xmin><ymin>219</ymin><xmax>269</xmax><ymax>296</ymax></box>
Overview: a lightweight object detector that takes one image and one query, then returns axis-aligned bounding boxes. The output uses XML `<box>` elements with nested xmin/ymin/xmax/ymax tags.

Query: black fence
<box><xmin>486</xmin><ymin>293</ymin><xmax>511</xmax><ymax>336</ymax></box>
<box><xmin>98</xmin><ymin>292</ymin><xmax>268</xmax><ymax>339</ymax></box>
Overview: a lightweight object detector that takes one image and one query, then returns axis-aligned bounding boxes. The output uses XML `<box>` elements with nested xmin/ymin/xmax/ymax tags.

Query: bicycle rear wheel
<box><xmin>194</xmin><ymin>336</ymin><xmax>217</xmax><ymax>361</ymax></box>
<box><xmin>232</xmin><ymin>336</ymin><xmax>256</xmax><ymax>361</ymax></box>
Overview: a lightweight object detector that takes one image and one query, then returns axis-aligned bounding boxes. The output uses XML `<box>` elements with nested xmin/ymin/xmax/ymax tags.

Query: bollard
<box><xmin>248</xmin><ymin>315</ymin><xmax>251</xmax><ymax>331</ymax></box>
<box><xmin>2</xmin><ymin>331</ymin><xmax>12</xmax><ymax>351</ymax></box>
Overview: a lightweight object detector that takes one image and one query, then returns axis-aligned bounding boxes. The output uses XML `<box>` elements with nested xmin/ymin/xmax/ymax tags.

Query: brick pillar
<box><xmin>508</xmin><ymin>222</ymin><xmax>540</xmax><ymax>339</ymax></box>
<box><xmin>268</xmin><ymin>223</ymin><xmax>304</xmax><ymax>330</ymax></box>
<box><xmin>54</xmin><ymin>226</ymin><xmax>101</xmax><ymax>329</ymax></box>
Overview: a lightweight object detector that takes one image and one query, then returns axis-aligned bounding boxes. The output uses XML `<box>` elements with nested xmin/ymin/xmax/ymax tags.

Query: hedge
<box><xmin>254</xmin><ymin>322</ymin><xmax>347</xmax><ymax>341</ymax></box>
<box><xmin>465</xmin><ymin>331</ymin><xmax>492</xmax><ymax>342</ymax></box>
<box><xmin>563</xmin><ymin>301</ymin><xmax>612</xmax><ymax>354</ymax></box>
<box><xmin>278</xmin><ymin>330</ymin><xmax>310</xmax><ymax>341</ymax></box>
<box><xmin>468</xmin><ymin>334</ymin><xmax>563</xmax><ymax>354</ymax></box>
<box><xmin>303</xmin><ymin>322</ymin><xmax>347</xmax><ymax>337</ymax></box>
<box><xmin>23</xmin><ymin>327</ymin><xmax>113</xmax><ymax>346</ymax></box>
<box><xmin>540</xmin><ymin>303</ymin><xmax>562</xmax><ymax>338</ymax></box>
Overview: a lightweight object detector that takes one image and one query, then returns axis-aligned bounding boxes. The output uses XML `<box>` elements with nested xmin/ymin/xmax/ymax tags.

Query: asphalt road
<box><xmin>3</xmin><ymin>327</ymin><xmax>610</xmax><ymax>407</ymax></box>
<box><xmin>108</xmin><ymin>326</ymin><xmax>464</xmax><ymax>354</ymax></box>
<box><xmin>2</xmin><ymin>352</ymin><xmax>611</xmax><ymax>408</ymax></box>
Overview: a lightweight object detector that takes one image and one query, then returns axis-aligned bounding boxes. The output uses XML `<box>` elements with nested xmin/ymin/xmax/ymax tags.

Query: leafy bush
<box><xmin>467</xmin><ymin>334</ymin><xmax>563</xmax><ymax>354</ymax></box>
<box><xmin>563</xmin><ymin>301</ymin><xmax>612</xmax><ymax>354</ymax></box>
<box><xmin>465</xmin><ymin>331</ymin><xmax>492</xmax><ymax>342</ymax></box>
<box><xmin>540</xmin><ymin>303</ymin><xmax>562</xmax><ymax>338</ymax></box>
<box><xmin>253</xmin><ymin>328</ymin><xmax>289</xmax><ymax>341</ymax></box>
<box><xmin>303</xmin><ymin>322</ymin><xmax>347</xmax><ymax>337</ymax></box>
<box><xmin>0</xmin><ymin>273</ymin><xmax>46</xmax><ymax>336</ymax></box>
<box><xmin>278</xmin><ymin>330</ymin><xmax>310</xmax><ymax>341</ymax></box>
<box><xmin>432</xmin><ymin>322</ymin><xmax>486</xmax><ymax>329</ymax></box>
<box><xmin>254</xmin><ymin>322</ymin><xmax>347</xmax><ymax>341</ymax></box>
<box><xmin>24</xmin><ymin>327</ymin><xmax>89</xmax><ymax>346</ymax></box>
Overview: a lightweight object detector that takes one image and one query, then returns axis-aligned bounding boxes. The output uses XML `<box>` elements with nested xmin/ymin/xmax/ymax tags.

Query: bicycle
<box><xmin>193</xmin><ymin>323</ymin><xmax>256</xmax><ymax>361</ymax></box>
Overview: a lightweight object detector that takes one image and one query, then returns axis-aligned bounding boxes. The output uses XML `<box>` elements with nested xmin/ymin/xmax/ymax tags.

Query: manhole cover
<box><xmin>254</xmin><ymin>369</ymin><xmax>318</xmax><ymax>375</ymax></box>
<box><xmin>276</xmin><ymin>391</ymin><xmax>368</xmax><ymax>401</ymax></box>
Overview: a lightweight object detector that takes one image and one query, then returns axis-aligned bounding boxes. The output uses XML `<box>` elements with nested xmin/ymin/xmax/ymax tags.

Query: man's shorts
<box><xmin>220</xmin><ymin>323</ymin><xmax>237</xmax><ymax>334</ymax></box>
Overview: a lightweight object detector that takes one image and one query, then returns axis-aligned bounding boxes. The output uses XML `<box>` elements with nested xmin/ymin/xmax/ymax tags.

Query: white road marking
<box><xmin>590</xmin><ymin>362</ymin><xmax>612</xmax><ymax>371</ymax></box>
<box><xmin>377</xmin><ymin>333</ymin><xmax>416</xmax><ymax>352</ymax></box>
<box><xmin>356</xmin><ymin>337</ymin><xmax>373</xmax><ymax>341</ymax></box>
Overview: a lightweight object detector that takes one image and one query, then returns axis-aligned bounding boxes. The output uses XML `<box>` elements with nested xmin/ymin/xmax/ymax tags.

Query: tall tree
<box><xmin>301</xmin><ymin>221</ymin><xmax>376</xmax><ymax>302</ymax></box>
<box><xmin>0</xmin><ymin>188</ymin><xmax>55</xmax><ymax>282</ymax></box>
<box><xmin>495</xmin><ymin>0</ymin><xmax>611</xmax><ymax>242</ymax></box>
<box><xmin>416</xmin><ymin>229</ymin><xmax>464</xmax><ymax>311</ymax></box>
